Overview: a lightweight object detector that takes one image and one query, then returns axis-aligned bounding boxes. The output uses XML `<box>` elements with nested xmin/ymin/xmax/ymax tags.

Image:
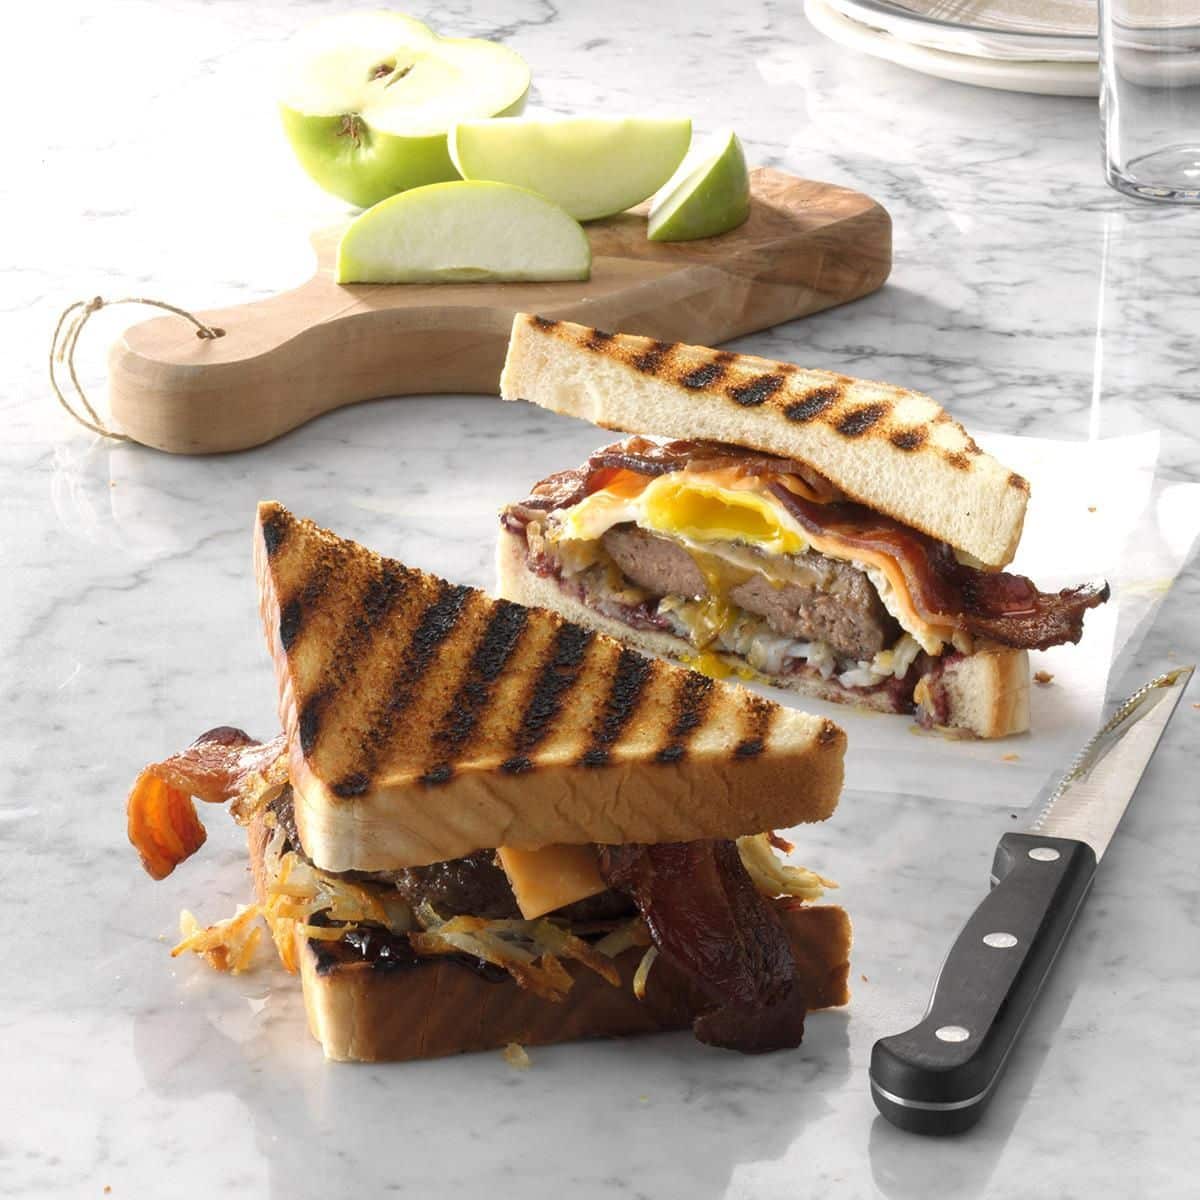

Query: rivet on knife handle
<box><xmin>869</xmin><ymin>832</ymin><xmax>1096</xmax><ymax>1136</ymax></box>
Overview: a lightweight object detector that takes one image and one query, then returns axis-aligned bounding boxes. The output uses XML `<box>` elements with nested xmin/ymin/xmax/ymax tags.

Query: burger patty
<box><xmin>389</xmin><ymin>851</ymin><xmax>525</xmax><ymax>919</ymax></box>
<box><xmin>270</xmin><ymin>789</ymin><xmax>633</xmax><ymax>923</ymax></box>
<box><xmin>600</xmin><ymin>525</ymin><xmax>898</xmax><ymax>660</ymax></box>
<box><xmin>727</xmin><ymin>574</ymin><xmax>896</xmax><ymax>659</ymax></box>
<box><xmin>603</xmin><ymin>524</ymin><xmax>709</xmax><ymax>597</ymax></box>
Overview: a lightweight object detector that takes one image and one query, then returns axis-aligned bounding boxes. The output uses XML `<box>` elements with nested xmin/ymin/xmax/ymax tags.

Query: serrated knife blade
<box><xmin>1026</xmin><ymin>666</ymin><xmax>1193</xmax><ymax>857</ymax></box>
<box><xmin>870</xmin><ymin>666</ymin><xmax>1194</xmax><ymax>1136</ymax></box>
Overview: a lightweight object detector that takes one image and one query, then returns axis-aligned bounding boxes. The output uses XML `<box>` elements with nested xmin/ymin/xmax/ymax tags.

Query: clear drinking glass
<box><xmin>1100</xmin><ymin>0</ymin><xmax>1200</xmax><ymax>202</ymax></box>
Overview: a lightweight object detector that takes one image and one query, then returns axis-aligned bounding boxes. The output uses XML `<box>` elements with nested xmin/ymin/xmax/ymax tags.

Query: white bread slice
<box><xmin>500</xmin><ymin>313</ymin><xmax>1028</xmax><ymax>568</ymax></box>
<box><xmin>924</xmin><ymin>646</ymin><xmax>1030</xmax><ymax>740</ymax></box>
<box><xmin>255</xmin><ymin>503</ymin><xmax>846</xmax><ymax>874</ymax></box>
<box><xmin>497</xmin><ymin>527</ymin><xmax>1029</xmax><ymax>739</ymax></box>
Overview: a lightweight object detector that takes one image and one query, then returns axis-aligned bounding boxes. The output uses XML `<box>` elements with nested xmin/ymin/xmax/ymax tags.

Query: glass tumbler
<box><xmin>1100</xmin><ymin>0</ymin><xmax>1200</xmax><ymax>202</ymax></box>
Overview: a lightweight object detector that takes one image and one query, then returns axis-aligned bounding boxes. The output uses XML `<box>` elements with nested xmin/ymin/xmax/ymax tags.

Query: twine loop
<box><xmin>49</xmin><ymin>296</ymin><xmax>225</xmax><ymax>440</ymax></box>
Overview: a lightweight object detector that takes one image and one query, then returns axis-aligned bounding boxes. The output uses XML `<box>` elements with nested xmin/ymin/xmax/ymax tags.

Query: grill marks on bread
<box><xmin>524</xmin><ymin>316</ymin><xmax>1024</xmax><ymax>490</ymax></box>
<box><xmin>267</xmin><ymin>522</ymin><xmax>421</xmax><ymax>764</ymax></box>
<box><xmin>656</xmin><ymin>673</ymin><xmax>715</xmax><ymax>764</ymax></box>
<box><xmin>834</xmin><ymin>402</ymin><xmax>888</xmax><ymax>438</ymax></box>
<box><xmin>783</xmin><ymin>387</ymin><xmax>840</xmax><ymax>423</ymax></box>
<box><xmin>730</xmin><ymin>373</ymin><xmax>786</xmax><ymax>408</ymax></box>
<box><xmin>261</xmin><ymin>505</ymin><xmax>764</xmax><ymax>798</ymax></box>
<box><xmin>632</xmin><ymin>340</ymin><xmax>673</xmax><ymax>375</ymax></box>
<box><xmin>890</xmin><ymin>427</ymin><xmax>927</xmax><ymax>451</ymax></box>
<box><xmin>580</xmin><ymin>650</ymin><xmax>656</xmax><ymax>767</ymax></box>
<box><xmin>259</xmin><ymin>506</ymin><xmax>290</xmax><ymax>559</ymax></box>
<box><xmin>679</xmin><ymin>359</ymin><xmax>730</xmax><ymax>391</ymax></box>
<box><xmin>501</xmin><ymin>622</ymin><xmax>595</xmax><ymax>775</ymax></box>
<box><xmin>420</xmin><ymin>600</ymin><xmax>531</xmax><ymax>786</ymax></box>
<box><xmin>735</xmin><ymin>695</ymin><xmax>776</xmax><ymax>760</ymax></box>
<box><xmin>330</xmin><ymin>580</ymin><xmax>472</xmax><ymax>797</ymax></box>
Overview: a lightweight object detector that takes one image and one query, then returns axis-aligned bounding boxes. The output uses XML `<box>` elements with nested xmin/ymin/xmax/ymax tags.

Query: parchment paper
<box><xmin>756</xmin><ymin>431</ymin><xmax>1199</xmax><ymax>808</ymax></box>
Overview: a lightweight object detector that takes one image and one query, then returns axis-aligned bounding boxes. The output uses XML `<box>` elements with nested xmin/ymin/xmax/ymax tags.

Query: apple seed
<box><xmin>368</xmin><ymin>59</ymin><xmax>414</xmax><ymax>88</ymax></box>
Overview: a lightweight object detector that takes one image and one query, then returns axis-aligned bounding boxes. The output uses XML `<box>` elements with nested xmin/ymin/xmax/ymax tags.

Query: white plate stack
<box><xmin>804</xmin><ymin>0</ymin><xmax>1099</xmax><ymax>94</ymax></box>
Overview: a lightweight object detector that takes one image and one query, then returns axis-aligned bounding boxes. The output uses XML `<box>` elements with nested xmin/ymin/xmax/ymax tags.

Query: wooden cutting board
<box><xmin>108</xmin><ymin>168</ymin><xmax>891</xmax><ymax>454</ymax></box>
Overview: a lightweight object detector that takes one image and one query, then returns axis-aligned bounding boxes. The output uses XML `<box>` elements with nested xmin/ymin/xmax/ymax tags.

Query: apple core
<box><xmin>279</xmin><ymin>12</ymin><xmax>531</xmax><ymax>208</ymax></box>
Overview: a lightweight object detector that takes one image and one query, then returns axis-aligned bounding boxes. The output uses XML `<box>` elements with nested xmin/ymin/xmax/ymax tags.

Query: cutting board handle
<box><xmin>98</xmin><ymin>170</ymin><xmax>891</xmax><ymax>455</ymax></box>
<box><xmin>108</xmin><ymin>270</ymin><xmax>516</xmax><ymax>453</ymax></box>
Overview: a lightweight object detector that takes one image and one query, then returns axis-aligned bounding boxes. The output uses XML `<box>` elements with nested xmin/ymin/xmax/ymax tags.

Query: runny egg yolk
<box><xmin>557</xmin><ymin>473</ymin><xmax>808</xmax><ymax>556</ymax></box>
<box><xmin>642</xmin><ymin>476</ymin><xmax>806</xmax><ymax>553</ymax></box>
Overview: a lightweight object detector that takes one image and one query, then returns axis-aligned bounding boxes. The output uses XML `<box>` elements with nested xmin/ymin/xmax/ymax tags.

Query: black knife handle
<box><xmin>869</xmin><ymin>832</ymin><xmax>1097</xmax><ymax>1136</ymax></box>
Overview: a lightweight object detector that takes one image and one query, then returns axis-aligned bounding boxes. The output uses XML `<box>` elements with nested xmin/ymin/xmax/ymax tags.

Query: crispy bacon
<box><xmin>502</xmin><ymin>467</ymin><xmax>591</xmax><ymax>531</ymax></box>
<box><xmin>770</xmin><ymin>486</ymin><xmax>1109</xmax><ymax>651</ymax></box>
<box><xmin>588</xmin><ymin>436</ymin><xmax>695</xmax><ymax>478</ymax></box>
<box><xmin>598</xmin><ymin>840</ymin><xmax>806</xmax><ymax>1053</ymax></box>
<box><xmin>957</xmin><ymin>579</ymin><xmax>1110</xmax><ymax>648</ymax></box>
<box><xmin>588</xmin><ymin>436</ymin><xmax>839</xmax><ymax>500</ymax></box>
<box><xmin>516</xmin><ymin>467</ymin><xmax>591</xmax><ymax>512</ymax></box>
<box><xmin>768</xmin><ymin>830</ymin><xmax>795</xmax><ymax>854</ymax></box>
<box><xmin>127</xmin><ymin>726</ymin><xmax>288</xmax><ymax>880</ymax></box>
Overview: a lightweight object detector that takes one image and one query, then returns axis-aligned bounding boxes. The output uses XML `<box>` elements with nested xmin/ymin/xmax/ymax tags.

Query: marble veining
<box><xmin>4</xmin><ymin>2</ymin><xmax>1199</xmax><ymax>1198</ymax></box>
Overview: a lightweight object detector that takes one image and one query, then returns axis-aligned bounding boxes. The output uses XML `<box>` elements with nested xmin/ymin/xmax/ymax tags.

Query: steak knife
<box><xmin>869</xmin><ymin>666</ymin><xmax>1194</xmax><ymax>1136</ymax></box>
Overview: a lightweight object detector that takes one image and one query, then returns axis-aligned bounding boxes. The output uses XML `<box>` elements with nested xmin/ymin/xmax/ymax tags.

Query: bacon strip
<box><xmin>770</xmin><ymin>486</ymin><xmax>1109</xmax><ymax>651</ymax></box>
<box><xmin>127</xmin><ymin>726</ymin><xmax>288</xmax><ymax>880</ymax></box>
<box><xmin>502</xmin><ymin>468</ymin><xmax>592</xmax><ymax>532</ymax></box>
<box><xmin>588</xmin><ymin>436</ymin><xmax>839</xmax><ymax>500</ymax></box>
<box><xmin>598</xmin><ymin>840</ymin><xmax>806</xmax><ymax>1053</ymax></box>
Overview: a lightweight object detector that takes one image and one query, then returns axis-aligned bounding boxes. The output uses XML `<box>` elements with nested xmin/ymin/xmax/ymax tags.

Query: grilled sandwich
<box><xmin>127</xmin><ymin>503</ymin><xmax>851</xmax><ymax>1062</ymax></box>
<box><xmin>497</xmin><ymin>314</ymin><xmax>1109</xmax><ymax>739</ymax></box>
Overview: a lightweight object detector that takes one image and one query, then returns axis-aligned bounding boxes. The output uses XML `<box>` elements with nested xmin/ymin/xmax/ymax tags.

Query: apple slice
<box><xmin>335</xmin><ymin>181</ymin><xmax>591</xmax><ymax>284</ymax></box>
<box><xmin>648</xmin><ymin>131</ymin><xmax>751</xmax><ymax>242</ymax></box>
<box><xmin>279</xmin><ymin>12</ymin><xmax>530</xmax><ymax>209</ymax></box>
<box><xmin>448</xmin><ymin>117</ymin><xmax>692</xmax><ymax>221</ymax></box>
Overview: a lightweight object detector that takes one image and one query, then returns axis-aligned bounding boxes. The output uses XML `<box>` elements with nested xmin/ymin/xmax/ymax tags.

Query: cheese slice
<box><xmin>496</xmin><ymin>843</ymin><xmax>607</xmax><ymax>919</ymax></box>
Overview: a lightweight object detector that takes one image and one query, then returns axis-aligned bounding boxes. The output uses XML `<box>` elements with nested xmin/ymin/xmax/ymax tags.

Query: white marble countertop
<box><xmin>6</xmin><ymin>3</ymin><xmax>1199</xmax><ymax>1197</ymax></box>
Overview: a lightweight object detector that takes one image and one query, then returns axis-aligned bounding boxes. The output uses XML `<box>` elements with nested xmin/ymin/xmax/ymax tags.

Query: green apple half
<box><xmin>336</xmin><ymin>180</ymin><xmax>591</xmax><ymax>284</ymax></box>
<box><xmin>279</xmin><ymin>12</ymin><xmax>530</xmax><ymax>209</ymax></box>
<box><xmin>648</xmin><ymin>130</ymin><xmax>751</xmax><ymax>242</ymax></box>
<box><xmin>448</xmin><ymin>116</ymin><xmax>692</xmax><ymax>221</ymax></box>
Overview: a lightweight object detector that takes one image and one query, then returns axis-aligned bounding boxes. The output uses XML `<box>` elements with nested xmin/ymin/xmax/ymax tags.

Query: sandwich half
<box><xmin>127</xmin><ymin>503</ymin><xmax>851</xmax><ymax>1061</ymax></box>
<box><xmin>497</xmin><ymin>314</ymin><xmax>1109</xmax><ymax>739</ymax></box>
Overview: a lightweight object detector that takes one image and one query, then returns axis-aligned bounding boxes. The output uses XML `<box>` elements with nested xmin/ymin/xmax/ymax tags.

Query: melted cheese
<box><xmin>496</xmin><ymin>844</ymin><xmax>607</xmax><ymax>919</ymax></box>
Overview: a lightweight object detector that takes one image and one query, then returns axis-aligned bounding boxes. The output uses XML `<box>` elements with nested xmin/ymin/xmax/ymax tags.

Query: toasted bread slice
<box><xmin>255</xmin><ymin>503</ymin><xmax>846</xmax><ymax>873</ymax></box>
<box><xmin>499</xmin><ymin>313</ymin><xmax>1028</xmax><ymax>568</ymax></box>
<box><xmin>299</xmin><ymin>901</ymin><xmax>852</xmax><ymax>1062</ymax></box>
<box><xmin>246</xmin><ymin>811</ymin><xmax>851</xmax><ymax>1062</ymax></box>
<box><xmin>497</xmin><ymin>527</ymin><xmax>1030</xmax><ymax>739</ymax></box>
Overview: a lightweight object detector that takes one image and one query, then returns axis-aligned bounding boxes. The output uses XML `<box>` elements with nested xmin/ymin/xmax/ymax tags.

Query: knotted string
<box><xmin>49</xmin><ymin>296</ymin><xmax>225</xmax><ymax>440</ymax></box>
